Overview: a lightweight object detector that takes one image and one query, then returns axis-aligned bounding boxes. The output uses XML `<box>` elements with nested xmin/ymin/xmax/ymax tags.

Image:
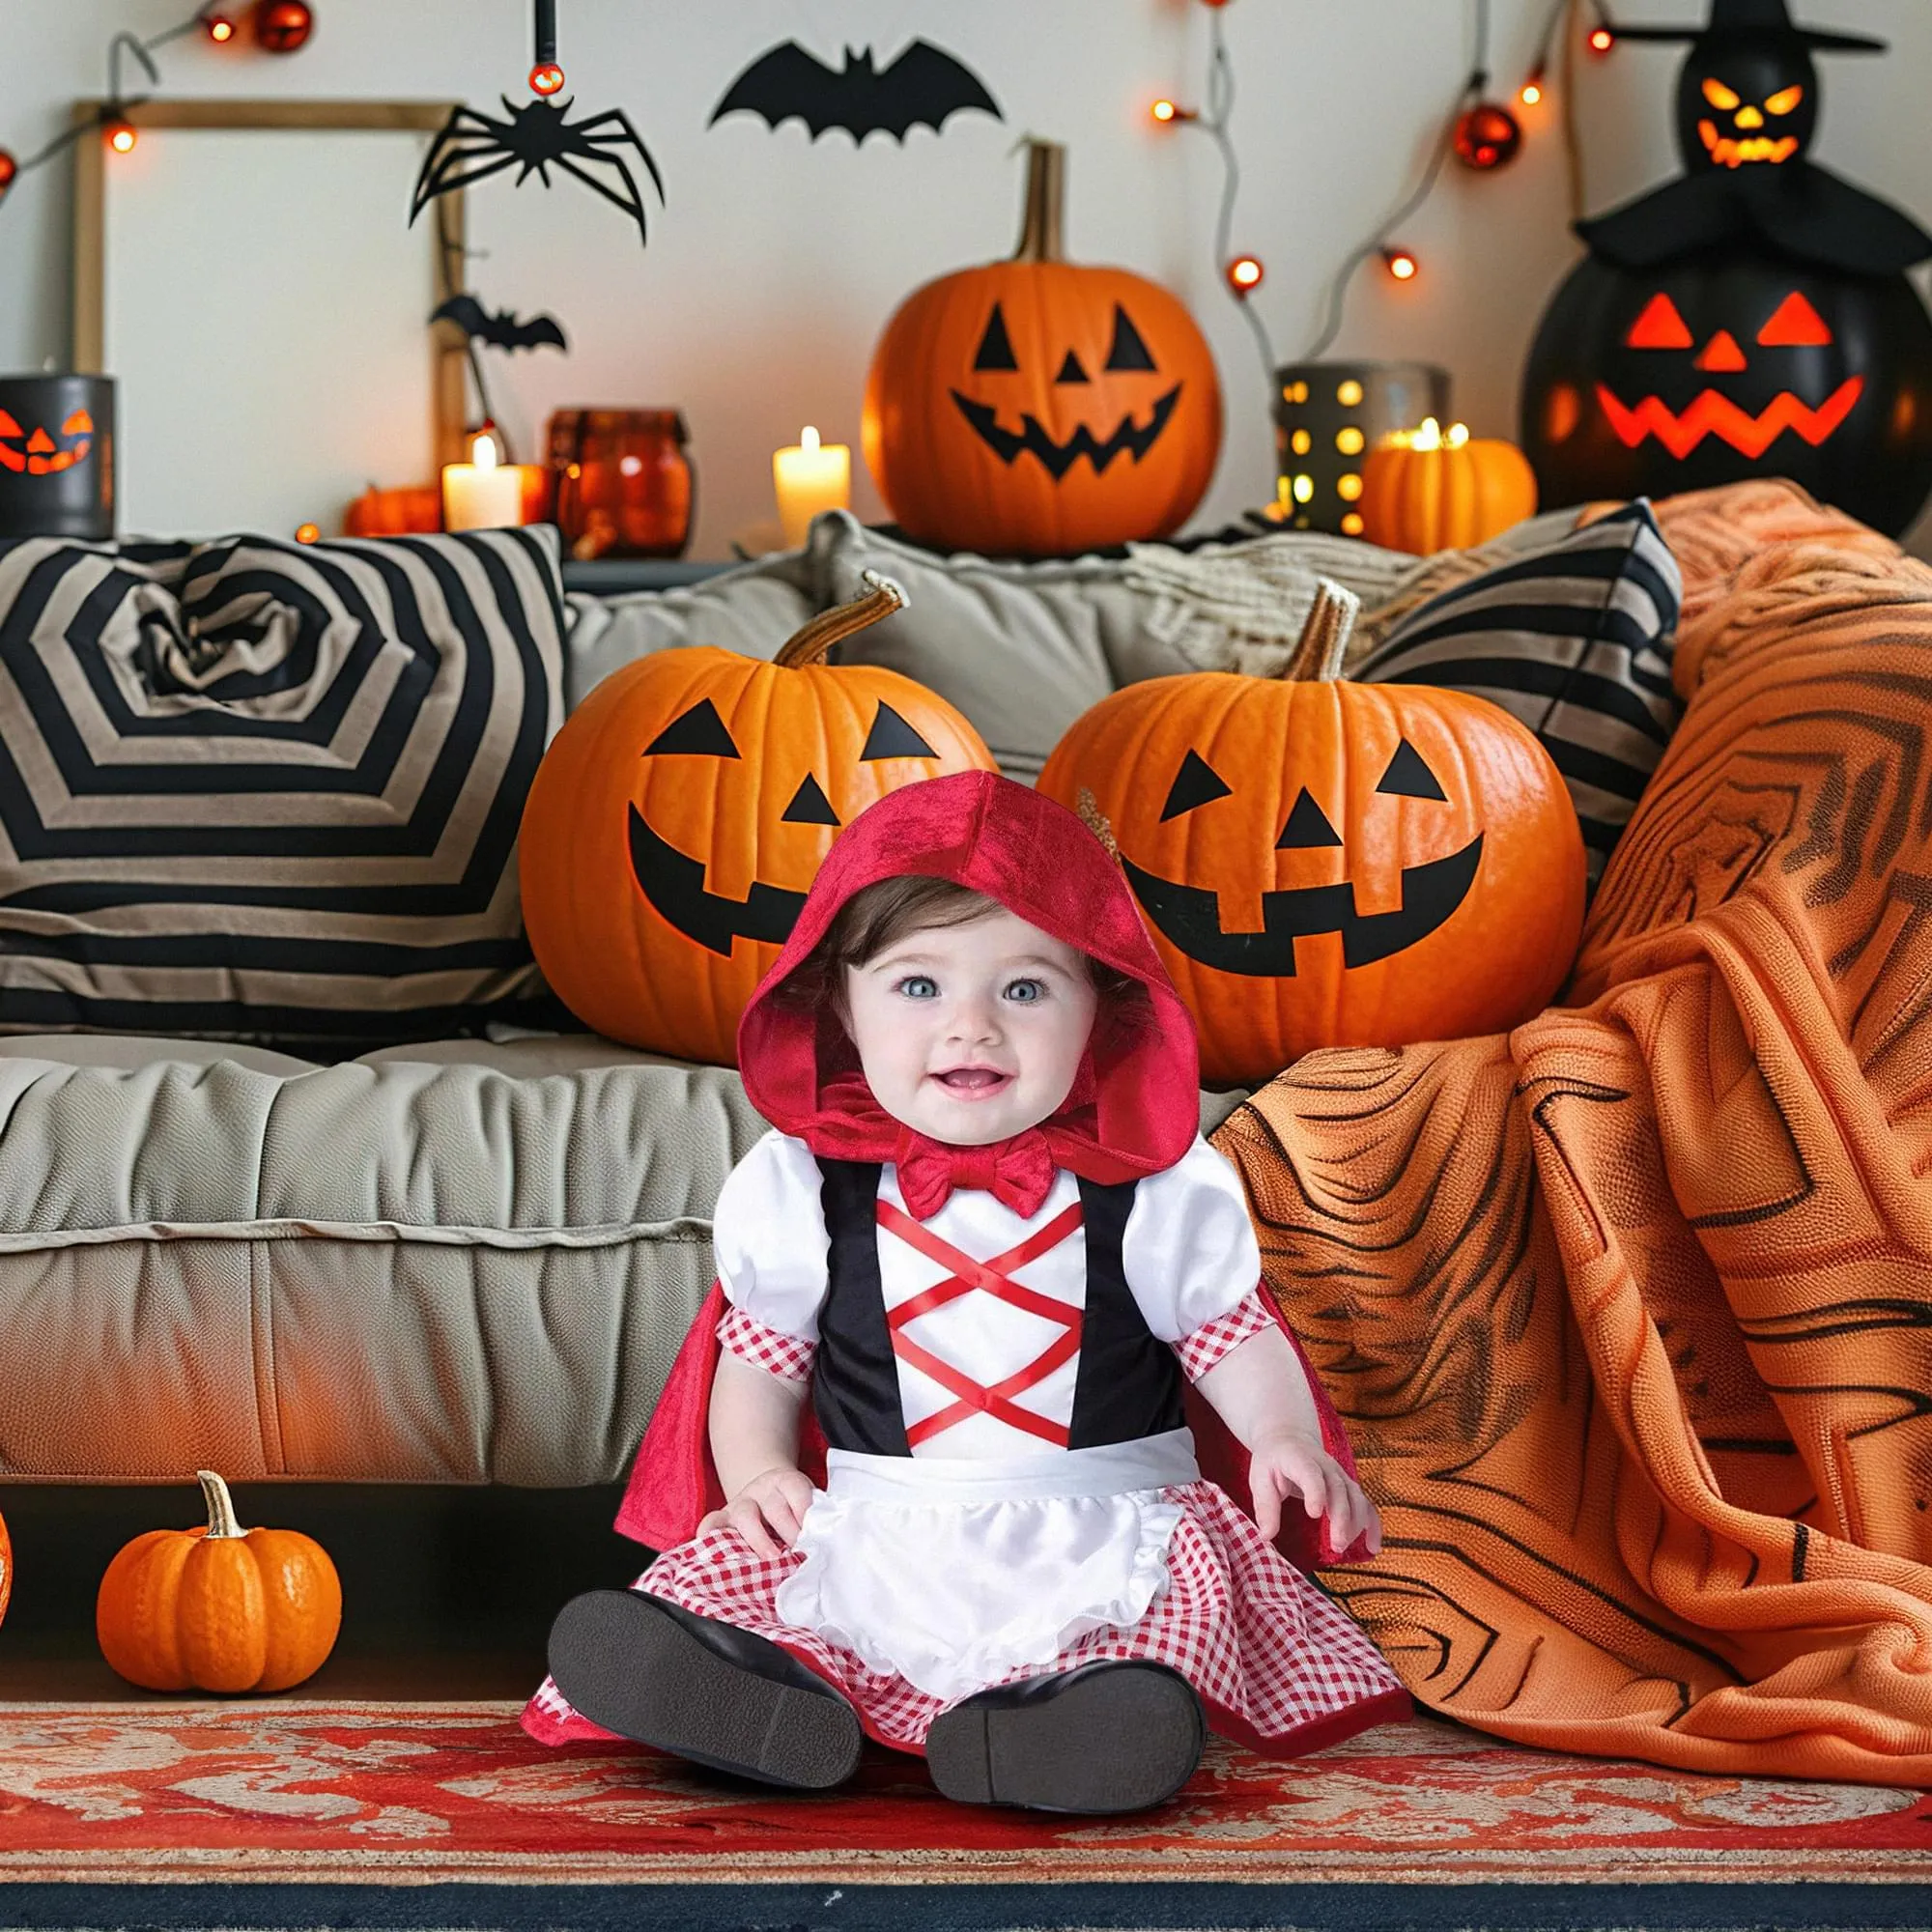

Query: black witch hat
<box><xmin>1606</xmin><ymin>0</ymin><xmax>1885</xmax><ymax>53</ymax></box>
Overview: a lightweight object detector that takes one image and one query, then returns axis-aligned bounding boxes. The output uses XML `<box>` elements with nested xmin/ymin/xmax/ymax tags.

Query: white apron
<box><xmin>772</xmin><ymin>1427</ymin><xmax>1200</xmax><ymax>1703</ymax></box>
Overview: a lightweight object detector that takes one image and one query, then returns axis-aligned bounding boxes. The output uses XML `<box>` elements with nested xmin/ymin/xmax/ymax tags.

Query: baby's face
<box><xmin>842</xmin><ymin>909</ymin><xmax>1098</xmax><ymax>1147</ymax></box>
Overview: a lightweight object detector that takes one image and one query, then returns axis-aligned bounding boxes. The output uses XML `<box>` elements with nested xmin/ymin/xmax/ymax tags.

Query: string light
<box><xmin>1382</xmin><ymin>244</ymin><xmax>1420</xmax><ymax>281</ymax></box>
<box><xmin>529</xmin><ymin>62</ymin><xmax>565</xmax><ymax>96</ymax></box>
<box><xmin>0</xmin><ymin>2</ymin><xmax>317</xmax><ymax>223</ymax></box>
<box><xmin>1150</xmin><ymin>98</ymin><xmax>1195</xmax><ymax>125</ymax></box>
<box><xmin>1226</xmin><ymin>253</ymin><xmax>1264</xmax><ymax>295</ymax></box>
<box><xmin>1520</xmin><ymin>71</ymin><xmax>1545</xmax><ymax>105</ymax></box>
<box><xmin>1589</xmin><ymin>25</ymin><xmax>1615</xmax><ymax>52</ymax></box>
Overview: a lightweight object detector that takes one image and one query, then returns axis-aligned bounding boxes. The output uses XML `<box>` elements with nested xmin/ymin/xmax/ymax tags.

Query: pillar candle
<box><xmin>772</xmin><ymin>426</ymin><xmax>850</xmax><ymax>549</ymax></box>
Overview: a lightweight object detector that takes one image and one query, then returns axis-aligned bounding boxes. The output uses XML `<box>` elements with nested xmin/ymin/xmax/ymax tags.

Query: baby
<box><xmin>526</xmin><ymin>770</ymin><xmax>1404</xmax><ymax>1813</ymax></box>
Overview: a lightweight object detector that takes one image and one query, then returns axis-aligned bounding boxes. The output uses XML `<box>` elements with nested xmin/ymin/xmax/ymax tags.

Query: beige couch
<box><xmin>0</xmin><ymin>512</ymin><xmax>1577</xmax><ymax>1485</ymax></box>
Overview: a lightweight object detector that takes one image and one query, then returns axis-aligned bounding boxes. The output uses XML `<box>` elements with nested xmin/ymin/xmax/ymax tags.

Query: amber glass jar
<box><xmin>548</xmin><ymin>409</ymin><xmax>694</xmax><ymax>559</ymax></box>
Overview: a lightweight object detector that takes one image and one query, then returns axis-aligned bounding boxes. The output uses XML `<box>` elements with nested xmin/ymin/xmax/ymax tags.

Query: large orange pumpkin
<box><xmin>864</xmin><ymin>139</ymin><xmax>1222</xmax><ymax>558</ymax></box>
<box><xmin>1038</xmin><ymin>583</ymin><xmax>1585</xmax><ymax>1086</ymax></box>
<box><xmin>520</xmin><ymin>573</ymin><xmax>999</xmax><ymax>1065</ymax></box>
<box><xmin>1358</xmin><ymin>418</ymin><xmax>1539</xmax><ymax>554</ymax></box>
<box><xmin>96</xmin><ymin>1471</ymin><xmax>342</xmax><ymax>1693</ymax></box>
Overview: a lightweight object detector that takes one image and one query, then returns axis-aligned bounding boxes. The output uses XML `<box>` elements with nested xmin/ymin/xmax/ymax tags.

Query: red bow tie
<box><xmin>893</xmin><ymin>1127</ymin><xmax>1058</xmax><ymax>1221</ymax></box>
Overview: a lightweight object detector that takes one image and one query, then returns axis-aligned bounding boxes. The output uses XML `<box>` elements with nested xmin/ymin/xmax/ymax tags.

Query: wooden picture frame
<box><xmin>72</xmin><ymin>99</ymin><xmax>468</xmax><ymax>537</ymax></box>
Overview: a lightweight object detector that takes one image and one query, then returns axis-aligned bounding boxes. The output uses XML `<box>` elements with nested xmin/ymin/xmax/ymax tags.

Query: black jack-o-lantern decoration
<box><xmin>1521</xmin><ymin>0</ymin><xmax>1932</xmax><ymax>535</ymax></box>
<box><xmin>0</xmin><ymin>376</ymin><xmax>116</xmax><ymax>542</ymax></box>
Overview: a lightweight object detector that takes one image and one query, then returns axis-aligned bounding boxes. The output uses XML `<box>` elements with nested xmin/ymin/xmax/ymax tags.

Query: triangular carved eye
<box><xmin>1626</xmin><ymin>293</ymin><xmax>1693</xmax><ymax>350</ymax></box>
<box><xmin>1104</xmin><ymin>305</ymin><xmax>1156</xmax><ymax>372</ymax></box>
<box><xmin>642</xmin><ymin>697</ymin><xmax>738</xmax><ymax>758</ymax></box>
<box><xmin>859</xmin><ymin>701</ymin><xmax>938</xmax><ymax>761</ymax></box>
<box><xmin>1376</xmin><ymin>738</ymin><xmax>1447</xmax><ymax>800</ymax></box>
<box><xmin>1275</xmin><ymin>787</ymin><xmax>1342</xmax><ymax>849</ymax></box>
<box><xmin>974</xmin><ymin>303</ymin><xmax>1018</xmax><ymax>372</ymax></box>
<box><xmin>1757</xmin><ymin>291</ymin><xmax>1833</xmax><ymax>346</ymax></box>
<box><xmin>781</xmin><ymin>773</ymin><xmax>840</xmax><ymax>825</ymax></box>
<box><xmin>1160</xmin><ymin>750</ymin><xmax>1232</xmax><ymax>821</ymax></box>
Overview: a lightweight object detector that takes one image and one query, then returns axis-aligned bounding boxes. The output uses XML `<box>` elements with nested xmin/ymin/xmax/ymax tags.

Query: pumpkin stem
<box><xmin>1012</xmin><ymin>138</ymin><xmax>1065</xmax><ymax>264</ymax></box>
<box><xmin>196</xmin><ymin>1468</ymin><xmax>246</xmax><ymax>1541</ymax></box>
<box><xmin>774</xmin><ymin>570</ymin><xmax>909</xmax><ymax>670</ymax></box>
<box><xmin>1281</xmin><ymin>580</ymin><xmax>1361</xmax><ymax>683</ymax></box>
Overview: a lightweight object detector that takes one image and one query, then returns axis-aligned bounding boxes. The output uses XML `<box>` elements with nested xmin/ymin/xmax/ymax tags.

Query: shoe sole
<box><xmin>548</xmin><ymin>1590</ymin><xmax>863</xmax><ymax>1790</ymax></box>
<box><xmin>924</xmin><ymin>1662</ymin><xmax>1206</xmax><ymax>1813</ymax></box>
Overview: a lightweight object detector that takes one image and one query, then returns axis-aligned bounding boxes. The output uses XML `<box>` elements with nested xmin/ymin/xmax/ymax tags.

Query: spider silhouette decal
<box><xmin>410</xmin><ymin>97</ymin><xmax>666</xmax><ymax>247</ymax></box>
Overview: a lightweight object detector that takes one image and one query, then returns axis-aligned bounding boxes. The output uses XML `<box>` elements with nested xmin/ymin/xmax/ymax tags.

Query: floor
<box><xmin>0</xmin><ymin>1480</ymin><xmax>639</xmax><ymax>1701</ymax></box>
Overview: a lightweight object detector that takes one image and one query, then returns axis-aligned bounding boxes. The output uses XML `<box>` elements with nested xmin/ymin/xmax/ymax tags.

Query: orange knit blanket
<box><xmin>1214</xmin><ymin>480</ymin><xmax>1932</xmax><ymax>1784</ymax></box>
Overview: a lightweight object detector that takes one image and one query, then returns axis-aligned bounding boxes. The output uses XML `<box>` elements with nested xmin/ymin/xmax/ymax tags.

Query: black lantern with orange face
<box><xmin>0</xmin><ymin>377</ymin><xmax>115</xmax><ymax>541</ymax></box>
<box><xmin>1520</xmin><ymin>0</ymin><xmax>1932</xmax><ymax>535</ymax></box>
<box><xmin>1523</xmin><ymin>254</ymin><xmax>1932</xmax><ymax>535</ymax></box>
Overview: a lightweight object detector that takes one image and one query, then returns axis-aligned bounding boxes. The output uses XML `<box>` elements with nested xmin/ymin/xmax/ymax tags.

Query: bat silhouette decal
<box><xmin>709</xmin><ymin>40</ymin><xmax>1003</xmax><ymax>143</ymax></box>
<box><xmin>431</xmin><ymin>295</ymin><xmax>569</xmax><ymax>354</ymax></box>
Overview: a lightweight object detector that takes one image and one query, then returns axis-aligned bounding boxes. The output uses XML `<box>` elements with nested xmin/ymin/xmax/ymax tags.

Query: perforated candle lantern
<box><xmin>0</xmin><ymin>375</ymin><xmax>115</xmax><ymax>540</ymax></box>
<box><xmin>1269</xmin><ymin>362</ymin><xmax>1448</xmax><ymax>536</ymax></box>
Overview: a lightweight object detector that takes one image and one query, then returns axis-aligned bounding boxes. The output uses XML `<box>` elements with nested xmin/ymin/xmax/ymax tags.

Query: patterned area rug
<box><xmin>0</xmin><ymin>1701</ymin><xmax>1927</xmax><ymax>1890</ymax></box>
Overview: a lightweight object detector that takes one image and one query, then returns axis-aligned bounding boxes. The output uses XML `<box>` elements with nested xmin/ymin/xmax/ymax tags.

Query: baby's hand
<box><xmin>696</xmin><ymin>1466</ymin><xmax>817</xmax><ymax>1559</ymax></box>
<box><xmin>1246</xmin><ymin>1429</ymin><xmax>1382</xmax><ymax>1555</ymax></box>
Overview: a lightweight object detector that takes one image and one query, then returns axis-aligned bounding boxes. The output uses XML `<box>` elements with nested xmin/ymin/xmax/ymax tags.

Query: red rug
<box><xmin>0</xmin><ymin>1703</ymin><xmax>1927</xmax><ymax>1887</ymax></box>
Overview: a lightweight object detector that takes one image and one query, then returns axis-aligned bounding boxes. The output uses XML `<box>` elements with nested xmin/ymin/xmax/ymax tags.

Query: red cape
<box><xmin>614</xmin><ymin>771</ymin><xmax>1376</xmax><ymax>1572</ymax></box>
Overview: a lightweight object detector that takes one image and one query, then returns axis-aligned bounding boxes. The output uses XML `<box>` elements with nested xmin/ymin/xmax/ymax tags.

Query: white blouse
<box><xmin>711</xmin><ymin>1130</ymin><xmax>1265</xmax><ymax>1459</ymax></box>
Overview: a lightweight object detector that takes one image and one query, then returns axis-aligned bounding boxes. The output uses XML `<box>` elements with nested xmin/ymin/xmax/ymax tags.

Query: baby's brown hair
<box><xmin>777</xmin><ymin>874</ymin><xmax>1148</xmax><ymax>1036</ymax></box>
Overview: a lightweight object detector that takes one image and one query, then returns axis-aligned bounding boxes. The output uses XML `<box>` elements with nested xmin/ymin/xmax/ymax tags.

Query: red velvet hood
<box><xmin>736</xmin><ymin>769</ymin><xmax>1200</xmax><ymax>1179</ymax></box>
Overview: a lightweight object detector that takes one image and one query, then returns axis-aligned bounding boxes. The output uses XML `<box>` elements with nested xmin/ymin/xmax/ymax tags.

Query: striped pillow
<box><xmin>1354</xmin><ymin>501</ymin><xmax>1683</xmax><ymax>887</ymax></box>
<box><xmin>0</xmin><ymin>527</ymin><xmax>565</xmax><ymax>1047</ymax></box>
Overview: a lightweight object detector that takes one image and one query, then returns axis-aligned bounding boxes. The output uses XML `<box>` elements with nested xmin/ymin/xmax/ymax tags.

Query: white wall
<box><xmin>3</xmin><ymin>0</ymin><xmax>1930</xmax><ymax>557</ymax></box>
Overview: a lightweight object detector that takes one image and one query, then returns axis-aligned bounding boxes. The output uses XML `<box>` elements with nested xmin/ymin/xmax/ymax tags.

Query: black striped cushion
<box><xmin>0</xmin><ymin>527</ymin><xmax>565</xmax><ymax>1046</ymax></box>
<box><xmin>1354</xmin><ymin>500</ymin><xmax>1683</xmax><ymax>887</ymax></box>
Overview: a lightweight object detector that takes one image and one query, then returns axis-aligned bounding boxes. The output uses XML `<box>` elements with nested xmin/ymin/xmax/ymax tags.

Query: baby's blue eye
<box><xmin>895</xmin><ymin>975</ymin><xmax>938</xmax><ymax>1000</ymax></box>
<box><xmin>1004</xmin><ymin>979</ymin><xmax>1045</xmax><ymax>1004</ymax></box>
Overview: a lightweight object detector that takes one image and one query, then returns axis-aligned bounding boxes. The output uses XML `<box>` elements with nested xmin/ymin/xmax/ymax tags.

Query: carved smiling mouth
<box><xmin>1596</xmin><ymin>378</ymin><xmax>1863</xmax><ymax>460</ymax></box>
<box><xmin>1121</xmin><ymin>835</ymin><xmax>1484</xmax><ymax>976</ymax></box>
<box><xmin>949</xmin><ymin>384</ymin><xmax>1182</xmax><ymax>479</ymax></box>
<box><xmin>1697</xmin><ymin>122</ymin><xmax>1800</xmax><ymax>168</ymax></box>
<box><xmin>627</xmin><ymin>804</ymin><xmax>806</xmax><ymax>957</ymax></box>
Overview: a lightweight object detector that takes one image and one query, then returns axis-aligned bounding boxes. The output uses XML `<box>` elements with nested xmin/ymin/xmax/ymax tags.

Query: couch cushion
<box><xmin>0</xmin><ymin>1032</ymin><xmax>1251</xmax><ymax>1482</ymax></box>
<box><xmin>1355</xmin><ymin>500</ymin><xmax>1684</xmax><ymax>886</ymax></box>
<box><xmin>0</xmin><ymin>529</ymin><xmax>565</xmax><ymax>1048</ymax></box>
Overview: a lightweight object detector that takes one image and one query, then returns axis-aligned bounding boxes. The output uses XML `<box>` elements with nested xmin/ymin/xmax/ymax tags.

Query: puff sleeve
<box><xmin>710</xmin><ymin>1129</ymin><xmax>831</xmax><ymax>1349</ymax></box>
<box><xmin>1120</xmin><ymin>1135</ymin><xmax>1273</xmax><ymax>1377</ymax></box>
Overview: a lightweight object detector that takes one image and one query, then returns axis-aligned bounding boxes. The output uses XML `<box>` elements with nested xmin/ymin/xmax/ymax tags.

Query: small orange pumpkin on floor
<box><xmin>96</xmin><ymin>1470</ymin><xmax>342</xmax><ymax>1693</ymax></box>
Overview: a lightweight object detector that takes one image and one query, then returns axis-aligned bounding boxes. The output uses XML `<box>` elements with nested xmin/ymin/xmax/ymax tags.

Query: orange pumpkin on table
<box><xmin>343</xmin><ymin>483</ymin><xmax>443</xmax><ymax>537</ymax></box>
<box><xmin>96</xmin><ymin>1470</ymin><xmax>341</xmax><ymax>1693</ymax></box>
<box><xmin>1358</xmin><ymin>418</ymin><xmax>1539</xmax><ymax>554</ymax></box>
<box><xmin>520</xmin><ymin>572</ymin><xmax>999</xmax><ymax>1065</ymax></box>
<box><xmin>1038</xmin><ymin>582</ymin><xmax>1585</xmax><ymax>1087</ymax></box>
<box><xmin>864</xmin><ymin>138</ymin><xmax>1222</xmax><ymax>558</ymax></box>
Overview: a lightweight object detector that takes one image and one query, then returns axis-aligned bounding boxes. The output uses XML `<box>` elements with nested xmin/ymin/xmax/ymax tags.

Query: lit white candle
<box><xmin>442</xmin><ymin>434</ymin><xmax>526</xmax><ymax>532</ymax></box>
<box><xmin>772</xmin><ymin>425</ymin><xmax>851</xmax><ymax>549</ymax></box>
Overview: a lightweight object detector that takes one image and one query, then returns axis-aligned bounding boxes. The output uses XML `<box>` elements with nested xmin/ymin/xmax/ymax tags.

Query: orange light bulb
<box><xmin>1520</xmin><ymin>80</ymin><xmax>1542</xmax><ymax>104</ymax></box>
<box><xmin>1152</xmin><ymin>98</ymin><xmax>1178</xmax><ymax>122</ymax></box>
<box><xmin>1226</xmin><ymin>254</ymin><xmax>1264</xmax><ymax>294</ymax></box>
<box><xmin>1382</xmin><ymin>245</ymin><xmax>1419</xmax><ymax>281</ymax></box>
<box><xmin>1589</xmin><ymin>26</ymin><xmax>1614</xmax><ymax>52</ymax></box>
<box><xmin>529</xmin><ymin>61</ymin><xmax>566</xmax><ymax>96</ymax></box>
<box><xmin>203</xmin><ymin>13</ymin><xmax>237</xmax><ymax>42</ymax></box>
<box><xmin>106</xmin><ymin>120</ymin><xmax>137</xmax><ymax>155</ymax></box>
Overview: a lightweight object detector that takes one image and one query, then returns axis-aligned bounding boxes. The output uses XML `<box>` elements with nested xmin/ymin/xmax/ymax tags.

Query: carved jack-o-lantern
<box><xmin>864</xmin><ymin>139</ymin><xmax>1222</xmax><ymax>558</ymax></box>
<box><xmin>1037</xmin><ymin>586</ymin><xmax>1585</xmax><ymax>1087</ymax></box>
<box><xmin>519</xmin><ymin>575</ymin><xmax>998</xmax><ymax>1066</ymax></box>
<box><xmin>1523</xmin><ymin>255</ymin><xmax>1932</xmax><ymax>534</ymax></box>
<box><xmin>0</xmin><ymin>376</ymin><xmax>116</xmax><ymax>540</ymax></box>
<box><xmin>1520</xmin><ymin>0</ymin><xmax>1932</xmax><ymax>534</ymax></box>
<box><xmin>0</xmin><ymin>408</ymin><xmax>94</xmax><ymax>477</ymax></box>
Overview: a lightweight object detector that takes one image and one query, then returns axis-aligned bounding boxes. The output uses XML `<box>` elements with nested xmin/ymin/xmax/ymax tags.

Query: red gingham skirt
<box><xmin>524</xmin><ymin>1480</ymin><xmax>1406</xmax><ymax>1759</ymax></box>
